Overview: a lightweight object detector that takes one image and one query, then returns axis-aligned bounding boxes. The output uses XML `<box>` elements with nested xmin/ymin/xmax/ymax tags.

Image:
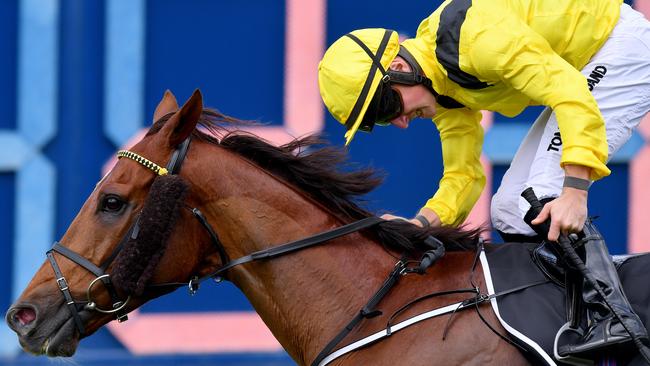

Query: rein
<box><xmin>147</xmin><ymin>215</ymin><xmax>386</xmax><ymax>294</ymax></box>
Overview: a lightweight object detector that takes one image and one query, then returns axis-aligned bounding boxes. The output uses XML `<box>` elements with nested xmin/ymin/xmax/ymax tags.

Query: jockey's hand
<box><xmin>532</xmin><ymin>161</ymin><xmax>591</xmax><ymax>241</ymax></box>
<box><xmin>381</xmin><ymin>208</ymin><xmax>442</xmax><ymax>228</ymax></box>
<box><xmin>381</xmin><ymin>213</ymin><xmax>413</xmax><ymax>224</ymax></box>
<box><xmin>531</xmin><ymin>165</ymin><xmax>591</xmax><ymax>241</ymax></box>
<box><xmin>530</xmin><ymin>187</ymin><xmax>588</xmax><ymax>242</ymax></box>
<box><xmin>380</xmin><ymin>213</ymin><xmax>429</xmax><ymax>228</ymax></box>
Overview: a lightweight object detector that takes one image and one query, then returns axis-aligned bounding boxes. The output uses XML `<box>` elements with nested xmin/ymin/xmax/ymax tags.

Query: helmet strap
<box><xmin>389</xmin><ymin>47</ymin><xmax>465</xmax><ymax>109</ymax></box>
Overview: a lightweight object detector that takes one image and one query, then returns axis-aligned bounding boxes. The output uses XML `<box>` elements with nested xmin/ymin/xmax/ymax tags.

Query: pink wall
<box><xmin>629</xmin><ymin>3</ymin><xmax>650</xmax><ymax>253</ymax></box>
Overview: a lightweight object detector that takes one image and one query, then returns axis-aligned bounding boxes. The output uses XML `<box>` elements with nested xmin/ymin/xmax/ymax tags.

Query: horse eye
<box><xmin>101</xmin><ymin>195</ymin><xmax>126</xmax><ymax>213</ymax></box>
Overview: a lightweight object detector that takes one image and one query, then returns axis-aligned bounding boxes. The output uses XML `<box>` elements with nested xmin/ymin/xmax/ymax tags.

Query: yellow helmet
<box><xmin>318</xmin><ymin>29</ymin><xmax>400</xmax><ymax>145</ymax></box>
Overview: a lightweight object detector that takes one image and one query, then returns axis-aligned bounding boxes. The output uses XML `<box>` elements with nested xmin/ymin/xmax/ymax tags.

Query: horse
<box><xmin>5</xmin><ymin>89</ymin><xmax>531</xmax><ymax>365</ymax></box>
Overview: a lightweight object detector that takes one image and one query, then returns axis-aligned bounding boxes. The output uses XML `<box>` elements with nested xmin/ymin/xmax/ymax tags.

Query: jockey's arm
<box><xmin>467</xmin><ymin>7</ymin><xmax>610</xmax><ymax>181</ymax></box>
<box><xmin>382</xmin><ymin>108</ymin><xmax>485</xmax><ymax>228</ymax></box>
<box><xmin>423</xmin><ymin>107</ymin><xmax>486</xmax><ymax>227</ymax></box>
<box><xmin>463</xmin><ymin>8</ymin><xmax>611</xmax><ymax>240</ymax></box>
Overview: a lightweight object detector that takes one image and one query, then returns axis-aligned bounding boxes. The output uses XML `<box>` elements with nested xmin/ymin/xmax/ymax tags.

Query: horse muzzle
<box><xmin>6</xmin><ymin>298</ymin><xmax>86</xmax><ymax>356</ymax></box>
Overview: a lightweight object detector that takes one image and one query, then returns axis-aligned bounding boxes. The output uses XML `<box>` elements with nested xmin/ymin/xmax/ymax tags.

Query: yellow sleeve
<box><xmin>425</xmin><ymin>108</ymin><xmax>486</xmax><ymax>226</ymax></box>
<box><xmin>464</xmin><ymin>8</ymin><xmax>610</xmax><ymax>180</ymax></box>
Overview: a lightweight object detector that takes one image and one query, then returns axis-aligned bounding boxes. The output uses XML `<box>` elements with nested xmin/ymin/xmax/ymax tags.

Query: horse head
<box><xmin>4</xmin><ymin>89</ymin><xmax>224</xmax><ymax>356</ymax></box>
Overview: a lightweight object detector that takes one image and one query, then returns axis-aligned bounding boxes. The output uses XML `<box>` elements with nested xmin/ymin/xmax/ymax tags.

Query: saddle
<box><xmin>482</xmin><ymin>242</ymin><xmax>650</xmax><ymax>365</ymax></box>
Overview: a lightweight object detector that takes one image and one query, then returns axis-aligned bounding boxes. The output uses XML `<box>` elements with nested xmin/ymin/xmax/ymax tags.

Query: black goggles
<box><xmin>358</xmin><ymin>84</ymin><xmax>404</xmax><ymax>133</ymax></box>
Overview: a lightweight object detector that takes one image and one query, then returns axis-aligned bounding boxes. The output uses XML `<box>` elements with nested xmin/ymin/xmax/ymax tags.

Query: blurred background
<box><xmin>0</xmin><ymin>0</ymin><xmax>648</xmax><ymax>365</ymax></box>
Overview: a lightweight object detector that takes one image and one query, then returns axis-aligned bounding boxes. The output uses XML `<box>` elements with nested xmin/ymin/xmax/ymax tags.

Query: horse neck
<box><xmin>188</xmin><ymin>144</ymin><xmax>397</xmax><ymax>365</ymax></box>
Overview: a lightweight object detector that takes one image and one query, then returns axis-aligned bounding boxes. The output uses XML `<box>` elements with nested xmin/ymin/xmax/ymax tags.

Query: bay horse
<box><xmin>5</xmin><ymin>90</ymin><xmax>530</xmax><ymax>365</ymax></box>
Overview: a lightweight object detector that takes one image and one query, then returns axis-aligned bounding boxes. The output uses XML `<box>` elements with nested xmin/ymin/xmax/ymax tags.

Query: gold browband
<box><xmin>117</xmin><ymin>150</ymin><xmax>169</xmax><ymax>176</ymax></box>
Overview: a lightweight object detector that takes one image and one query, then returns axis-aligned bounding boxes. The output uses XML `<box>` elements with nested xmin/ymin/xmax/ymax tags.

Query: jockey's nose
<box><xmin>6</xmin><ymin>304</ymin><xmax>38</xmax><ymax>336</ymax></box>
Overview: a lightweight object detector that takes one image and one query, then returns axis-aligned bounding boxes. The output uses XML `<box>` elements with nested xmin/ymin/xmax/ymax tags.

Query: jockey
<box><xmin>317</xmin><ymin>0</ymin><xmax>650</xmax><ymax>359</ymax></box>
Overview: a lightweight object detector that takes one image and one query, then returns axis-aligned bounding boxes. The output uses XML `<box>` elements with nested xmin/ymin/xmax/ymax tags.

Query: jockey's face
<box><xmin>387</xmin><ymin>57</ymin><xmax>437</xmax><ymax>129</ymax></box>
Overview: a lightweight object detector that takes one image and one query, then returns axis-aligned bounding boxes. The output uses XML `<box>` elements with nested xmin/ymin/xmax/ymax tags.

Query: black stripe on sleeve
<box><xmin>436</xmin><ymin>0</ymin><xmax>491</xmax><ymax>89</ymax></box>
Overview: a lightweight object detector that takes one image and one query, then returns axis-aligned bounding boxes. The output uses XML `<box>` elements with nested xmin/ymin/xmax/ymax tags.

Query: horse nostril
<box><xmin>14</xmin><ymin>308</ymin><xmax>36</xmax><ymax>327</ymax></box>
<box><xmin>6</xmin><ymin>305</ymin><xmax>38</xmax><ymax>334</ymax></box>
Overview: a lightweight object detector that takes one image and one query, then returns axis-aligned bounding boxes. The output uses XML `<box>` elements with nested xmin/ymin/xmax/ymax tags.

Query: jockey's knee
<box><xmin>490</xmin><ymin>189</ymin><xmax>520</xmax><ymax>231</ymax></box>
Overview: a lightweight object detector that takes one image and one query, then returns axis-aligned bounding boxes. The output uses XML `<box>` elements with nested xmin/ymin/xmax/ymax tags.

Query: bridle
<box><xmin>45</xmin><ymin>138</ymin><xmax>230</xmax><ymax>335</ymax></box>
<box><xmin>44</xmin><ymin>134</ymin><xmax>468</xmax><ymax>366</ymax></box>
<box><xmin>45</xmin><ymin>137</ymin><xmax>384</xmax><ymax>338</ymax></box>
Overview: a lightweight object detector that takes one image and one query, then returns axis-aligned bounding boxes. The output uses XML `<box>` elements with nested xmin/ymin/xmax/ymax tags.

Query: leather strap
<box><xmin>191</xmin><ymin>208</ymin><xmax>229</xmax><ymax>265</ymax></box>
<box><xmin>51</xmin><ymin>242</ymin><xmax>127</xmax><ymax>321</ymax></box>
<box><xmin>52</xmin><ymin>242</ymin><xmax>104</xmax><ymax>277</ymax></box>
<box><xmin>212</xmin><ymin>216</ymin><xmax>383</xmax><ymax>276</ymax></box>
<box><xmin>167</xmin><ymin>138</ymin><xmax>191</xmax><ymax>174</ymax></box>
<box><xmin>46</xmin><ymin>250</ymin><xmax>86</xmax><ymax>335</ymax></box>
<box><xmin>148</xmin><ymin>216</ymin><xmax>386</xmax><ymax>293</ymax></box>
<box><xmin>311</xmin><ymin>257</ymin><xmax>408</xmax><ymax>366</ymax></box>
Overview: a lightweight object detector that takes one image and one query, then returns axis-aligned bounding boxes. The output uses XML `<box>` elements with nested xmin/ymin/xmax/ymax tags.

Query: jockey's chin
<box><xmin>390</xmin><ymin>115</ymin><xmax>412</xmax><ymax>129</ymax></box>
<box><xmin>390</xmin><ymin>80</ymin><xmax>437</xmax><ymax>129</ymax></box>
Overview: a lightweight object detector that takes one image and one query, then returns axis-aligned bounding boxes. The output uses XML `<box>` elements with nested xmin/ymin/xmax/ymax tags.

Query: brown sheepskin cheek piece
<box><xmin>112</xmin><ymin>175</ymin><xmax>188</xmax><ymax>296</ymax></box>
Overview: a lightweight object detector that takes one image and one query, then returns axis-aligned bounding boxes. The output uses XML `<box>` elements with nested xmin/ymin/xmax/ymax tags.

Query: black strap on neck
<box><xmin>212</xmin><ymin>216</ymin><xmax>383</xmax><ymax>279</ymax></box>
<box><xmin>148</xmin><ymin>216</ymin><xmax>385</xmax><ymax>293</ymax></box>
<box><xmin>311</xmin><ymin>256</ymin><xmax>409</xmax><ymax>366</ymax></box>
<box><xmin>191</xmin><ymin>208</ymin><xmax>229</xmax><ymax>266</ymax></box>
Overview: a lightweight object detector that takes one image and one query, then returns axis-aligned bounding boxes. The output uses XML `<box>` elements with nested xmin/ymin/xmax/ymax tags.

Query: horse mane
<box><xmin>148</xmin><ymin>109</ymin><xmax>482</xmax><ymax>254</ymax></box>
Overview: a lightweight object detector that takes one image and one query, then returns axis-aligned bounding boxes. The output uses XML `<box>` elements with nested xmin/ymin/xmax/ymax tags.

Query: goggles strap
<box><xmin>394</xmin><ymin>47</ymin><xmax>465</xmax><ymax>110</ymax></box>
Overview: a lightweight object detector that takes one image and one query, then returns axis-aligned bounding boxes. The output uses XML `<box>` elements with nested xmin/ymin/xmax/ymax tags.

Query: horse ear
<box><xmin>153</xmin><ymin>90</ymin><xmax>179</xmax><ymax>124</ymax></box>
<box><xmin>160</xmin><ymin>89</ymin><xmax>203</xmax><ymax>147</ymax></box>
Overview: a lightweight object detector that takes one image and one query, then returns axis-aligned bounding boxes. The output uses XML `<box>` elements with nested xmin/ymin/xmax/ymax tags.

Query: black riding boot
<box><xmin>558</xmin><ymin>221</ymin><xmax>649</xmax><ymax>357</ymax></box>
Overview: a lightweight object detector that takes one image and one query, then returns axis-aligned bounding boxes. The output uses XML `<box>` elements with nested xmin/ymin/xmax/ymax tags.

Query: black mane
<box><xmin>149</xmin><ymin>109</ymin><xmax>482</xmax><ymax>254</ymax></box>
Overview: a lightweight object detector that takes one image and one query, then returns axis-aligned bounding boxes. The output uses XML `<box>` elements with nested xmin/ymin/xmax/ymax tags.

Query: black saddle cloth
<box><xmin>483</xmin><ymin>242</ymin><xmax>650</xmax><ymax>366</ymax></box>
